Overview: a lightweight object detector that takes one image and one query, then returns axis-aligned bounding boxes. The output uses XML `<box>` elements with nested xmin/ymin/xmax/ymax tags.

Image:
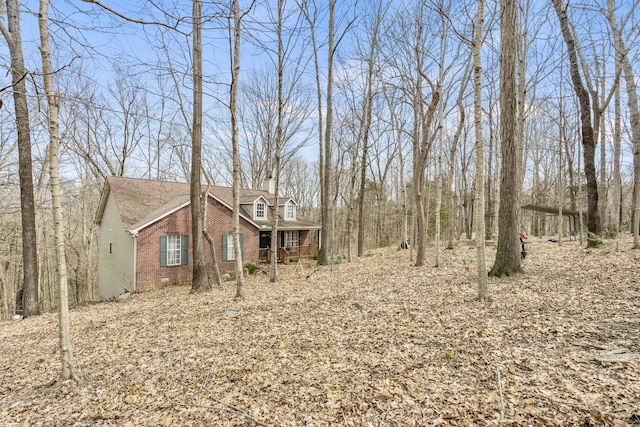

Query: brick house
<box><xmin>95</xmin><ymin>176</ymin><xmax>320</xmax><ymax>299</ymax></box>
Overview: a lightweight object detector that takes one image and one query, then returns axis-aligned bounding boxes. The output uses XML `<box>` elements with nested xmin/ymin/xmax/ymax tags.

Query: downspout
<box><xmin>131</xmin><ymin>231</ymin><xmax>138</xmax><ymax>292</ymax></box>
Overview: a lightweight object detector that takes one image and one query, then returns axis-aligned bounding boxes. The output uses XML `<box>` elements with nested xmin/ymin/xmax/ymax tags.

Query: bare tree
<box><xmin>605</xmin><ymin>0</ymin><xmax>640</xmax><ymax>247</ymax></box>
<box><xmin>190</xmin><ymin>0</ymin><xmax>210</xmax><ymax>293</ymax></box>
<box><xmin>447</xmin><ymin>60</ymin><xmax>472</xmax><ymax>250</ymax></box>
<box><xmin>355</xmin><ymin>1</ymin><xmax>386</xmax><ymax>258</ymax></box>
<box><xmin>0</xmin><ymin>0</ymin><xmax>40</xmax><ymax>317</ymax></box>
<box><xmin>298</xmin><ymin>0</ymin><xmax>355</xmax><ymax>266</ymax></box>
<box><xmin>62</xmin><ymin>68</ymin><xmax>153</xmax><ymax>181</ymax></box>
<box><xmin>235</xmin><ymin>70</ymin><xmax>312</xmax><ymax>191</ymax></box>
<box><xmin>473</xmin><ymin>0</ymin><xmax>488</xmax><ymax>301</ymax></box>
<box><xmin>108</xmin><ymin>68</ymin><xmax>145</xmax><ymax>174</ymax></box>
<box><xmin>611</xmin><ymin>58</ymin><xmax>622</xmax><ymax>236</ymax></box>
<box><xmin>230</xmin><ymin>0</ymin><xmax>245</xmax><ymax>298</ymax></box>
<box><xmin>551</xmin><ymin>0</ymin><xmax>601</xmax><ymax>246</ymax></box>
<box><xmin>401</xmin><ymin>2</ymin><xmax>441</xmax><ymax>267</ymax></box>
<box><xmin>297</xmin><ymin>0</ymin><xmax>329</xmax><ymax>265</ymax></box>
<box><xmin>269</xmin><ymin>0</ymin><xmax>286</xmax><ymax>282</ymax></box>
<box><xmin>434</xmin><ymin>5</ymin><xmax>448</xmax><ymax>268</ymax></box>
<box><xmin>245</xmin><ymin>0</ymin><xmax>309</xmax><ymax>281</ymax></box>
<box><xmin>382</xmin><ymin>80</ymin><xmax>409</xmax><ymax>253</ymax></box>
<box><xmin>319</xmin><ymin>0</ymin><xmax>336</xmax><ymax>266</ymax></box>
<box><xmin>332</xmin><ymin>120</ymin><xmax>360</xmax><ymax>260</ymax></box>
<box><xmin>39</xmin><ymin>0</ymin><xmax>80</xmax><ymax>381</ymax></box>
<box><xmin>557</xmin><ymin>111</ymin><xmax>564</xmax><ymax>246</ymax></box>
<box><xmin>572</xmin><ymin>18</ymin><xmax>620</xmax><ymax>237</ymax></box>
<box><xmin>489</xmin><ymin>0</ymin><xmax>523</xmax><ymax>277</ymax></box>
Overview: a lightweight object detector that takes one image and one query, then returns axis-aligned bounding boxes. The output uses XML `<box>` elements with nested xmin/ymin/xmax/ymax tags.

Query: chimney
<box><xmin>263</xmin><ymin>176</ymin><xmax>275</xmax><ymax>194</ymax></box>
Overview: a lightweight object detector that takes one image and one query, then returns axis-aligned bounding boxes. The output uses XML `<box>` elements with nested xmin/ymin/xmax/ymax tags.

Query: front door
<box><xmin>259</xmin><ymin>232</ymin><xmax>271</xmax><ymax>261</ymax></box>
<box><xmin>260</xmin><ymin>232</ymin><xmax>271</xmax><ymax>249</ymax></box>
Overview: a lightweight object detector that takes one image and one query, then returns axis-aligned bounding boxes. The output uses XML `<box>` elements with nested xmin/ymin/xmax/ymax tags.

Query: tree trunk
<box><xmin>611</xmin><ymin>61</ymin><xmax>621</xmax><ymax>236</ymax></box>
<box><xmin>564</xmin><ymin>130</ymin><xmax>577</xmax><ymax>211</ymax></box>
<box><xmin>599</xmin><ymin>69</ymin><xmax>608</xmax><ymax>235</ymax></box>
<box><xmin>231</xmin><ymin>0</ymin><xmax>245</xmax><ymax>297</ymax></box>
<box><xmin>356</xmin><ymin>9</ymin><xmax>379</xmax><ymax>258</ymax></box>
<box><xmin>606</xmin><ymin>2</ymin><xmax>640</xmax><ymax>247</ymax></box>
<box><xmin>447</xmin><ymin>63</ymin><xmax>470</xmax><ymax>250</ymax></box>
<box><xmin>434</xmin><ymin>13</ymin><xmax>447</xmax><ymax>267</ymax></box>
<box><xmin>578</xmin><ymin>141</ymin><xmax>584</xmax><ymax>245</ymax></box>
<box><xmin>382</xmin><ymin>81</ymin><xmax>408</xmax><ymax>252</ymax></box>
<box><xmin>270</xmin><ymin>0</ymin><xmax>285</xmax><ymax>282</ymax></box>
<box><xmin>413</xmin><ymin>80</ymin><xmax>439</xmax><ymax>267</ymax></box>
<box><xmin>190</xmin><ymin>0</ymin><xmax>210</xmax><ymax>293</ymax></box>
<box><xmin>486</xmin><ymin>103</ymin><xmax>495</xmax><ymax>240</ymax></box>
<box><xmin>317</xmin><ymin>1</ymin><xmax>336</xmax><ymax>266</ymax></box>
<box><xmin>558</xmin><ymin>122</ymin><xmax>564</xmax><ymax>246</ymax></box>
<box><xmin>489</xmin><ymin>0</ymin><xmax>522</xmax><ymax>277</ymax></box>
<box><xmin>551</xmin><ymin>0</ymin><xmax>601</xmax><ymax>246</ymax></box>
<box><xmin>516</xmin><ymin>6</ymin><xmax>528</xmax><ymax>221</ymax></box>
<box><xmin>1</xmin><ymin>0</ymin><xmax>40</xmax><ymax>317</ymax></box>
<box><xmin>301</xmin><ymin>4</ymin><xmax>327</xmax><ymax>265</ymax></box>
<box><xmin>39</xmin><ymin>0</ymin><xmax>80</xmax><ymax>381</ymax></box>
<box><xmin>558</xmin><ymin>60</ymin><xmax>566</xmax><ymax>245</ymax></box>
<box><xmin>473</xmin><ymin>0</ymin><xmax>488</xmax><ymax>301</ymax></box>
<box><xmin>202</xmin><ymin>193</ymin><xmax>223</xmax><ymax>288</ymax></box>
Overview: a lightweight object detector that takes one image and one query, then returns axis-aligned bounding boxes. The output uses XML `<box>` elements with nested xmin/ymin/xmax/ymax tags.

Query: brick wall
<box><xmin>136</xmin><ymin>197</ymin><xmax>260</xmax><ymax>291</ymax></box>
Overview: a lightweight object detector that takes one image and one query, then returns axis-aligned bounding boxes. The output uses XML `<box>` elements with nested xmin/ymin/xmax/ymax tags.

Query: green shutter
<box><xmin>239</xmin><ymin>233</ymin><xmax>244</xmax><ymax>260</ymax></box>
<box><xmin>181</xmin><ymin>235</ymin><xmax>189</xmax><ymax>265</ymax></box>
<box><xmin>160</xmin><ymin>235</ymin><xmax>167</xmax><ymax>267</ymax></box>
<box><xmin>222</xmin><ymin>233</ymin><xmax>228</xmax><ymax>261</ymax></box>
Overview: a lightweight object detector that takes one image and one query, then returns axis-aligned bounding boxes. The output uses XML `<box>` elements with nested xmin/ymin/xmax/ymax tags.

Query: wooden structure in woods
<box><xmin>521</xmin><ymin>204</ymin><xmax>585</xmax><ymax>237</ymax></box>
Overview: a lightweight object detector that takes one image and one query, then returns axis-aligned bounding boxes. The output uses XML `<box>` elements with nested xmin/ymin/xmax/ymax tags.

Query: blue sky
<box><xmin>2</xmin><ymin>0</ymin><xmax>638</xmax><ymax>190</ymax></box>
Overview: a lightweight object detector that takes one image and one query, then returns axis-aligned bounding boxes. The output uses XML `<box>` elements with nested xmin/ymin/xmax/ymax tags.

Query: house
<box><xmin>94</xmin><ymin>176</ymin><xmax>320</xmax><ymax>299</ymax></box>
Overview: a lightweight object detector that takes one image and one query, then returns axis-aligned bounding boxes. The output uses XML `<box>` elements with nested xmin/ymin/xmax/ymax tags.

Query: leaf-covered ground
<box><xmin>1</xmin><ymin>237</ymin><xmax>639</xmax><ymax>426</ymax></box>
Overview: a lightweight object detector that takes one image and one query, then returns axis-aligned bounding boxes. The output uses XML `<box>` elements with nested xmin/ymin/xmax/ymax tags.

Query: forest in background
<box><xmin>1</xmin><ymin>0</ymin><xmax>640</xmax><ymax>320</ymax></box>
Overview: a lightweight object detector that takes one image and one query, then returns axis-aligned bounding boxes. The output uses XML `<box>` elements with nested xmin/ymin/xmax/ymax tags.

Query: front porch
<box><xmin>258</xmin><ymin>229</ymin><xmax>319</xmax><ymax>264</ymax></box>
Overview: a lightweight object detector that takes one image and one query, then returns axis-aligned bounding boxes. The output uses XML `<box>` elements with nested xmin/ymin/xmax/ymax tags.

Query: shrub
<box><xmin>244</xmin><ymin>262</ymin><xmax>258</xmax><ymax>275</ymax></box>
<box><xmin>586</xmin><ymin>231</ymin><xmax>605</xmax><ymax>248</ymax></box>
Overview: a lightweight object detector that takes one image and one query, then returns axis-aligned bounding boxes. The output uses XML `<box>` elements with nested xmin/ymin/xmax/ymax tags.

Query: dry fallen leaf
<box><xmin>0</xmin><ymin>236</ymin><xmax>638</xmax><ymax>426</ymax></box>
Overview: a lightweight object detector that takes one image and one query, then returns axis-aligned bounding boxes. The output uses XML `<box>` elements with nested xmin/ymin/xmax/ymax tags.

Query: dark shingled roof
<box><xmin>95</xmin><ymin>176</ymin><xmax>319</xmax><ymax>232</ymax></box>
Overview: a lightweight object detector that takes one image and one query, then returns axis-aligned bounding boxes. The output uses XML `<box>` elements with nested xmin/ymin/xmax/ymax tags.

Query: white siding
<box><xmin>97</xmin><ymin>194</ymin><xmax>135</xmax><ymax>299</ymax></box>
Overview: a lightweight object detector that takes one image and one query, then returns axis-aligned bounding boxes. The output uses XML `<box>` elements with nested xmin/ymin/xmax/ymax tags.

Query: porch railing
<box><xmin>259</xmin><ymin>245</ymin><xmax>318</xmax><ymax>264</ymax></box>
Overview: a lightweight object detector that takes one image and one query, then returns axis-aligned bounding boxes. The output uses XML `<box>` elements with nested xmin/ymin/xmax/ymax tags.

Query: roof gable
<box><xmin>95</xmin><ymin>177</ymin><xmax>191</xmax><ymax>229</ymax></box>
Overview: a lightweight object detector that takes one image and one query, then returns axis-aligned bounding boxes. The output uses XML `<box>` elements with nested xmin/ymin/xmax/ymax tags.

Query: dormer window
<box><xmin>285</xmin><ymin>202</ymin><xmax>296</xmax><ymax>220</ymax></box>
<box><xmin>255</xmin><ymin>201</ymin><xmax>266</xmax><ymax>220</ymax></box>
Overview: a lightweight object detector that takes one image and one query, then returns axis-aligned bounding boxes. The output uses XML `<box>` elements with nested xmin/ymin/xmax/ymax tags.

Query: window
<box><xmin>285</xmin><ymin>203</ymin><xmax>296</xmax><ymax>220</ymax></box>
<box><xmin>224</xmin><ymin>233</ymin><xmax>234</xmax><ymax>260</ymax></box>
<box><xmin>284</xmin><ymin>231</ymin><xmax>299</xmax><ymax>248</ymax></box>
<box><xmin>222</xmin><ymin>233</ymin><xmax>244</xmax><ymax>261</ymax></box>
<box><xmin>255</xmin><ymin>201</ymin><xmax>266</xmax><ymax>219</ymax></box>
<box><xmin>160</xmin><ymin>235</ymin><xmax>188</xmax><ymax>266</ymax></box>
<box><xmin>167</xmin><ymin>235</ymin><xmax>181</xmax><ymax>265</ymax></box>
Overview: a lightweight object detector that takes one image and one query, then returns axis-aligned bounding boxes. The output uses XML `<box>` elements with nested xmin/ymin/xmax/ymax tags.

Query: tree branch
<box><xmin>81</xmin><ymin>0</ymin><xmax>188</xmax><ymax>35</ymax></box>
